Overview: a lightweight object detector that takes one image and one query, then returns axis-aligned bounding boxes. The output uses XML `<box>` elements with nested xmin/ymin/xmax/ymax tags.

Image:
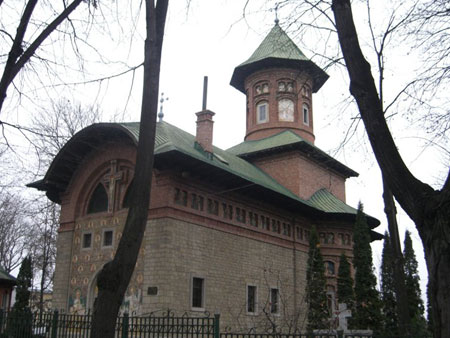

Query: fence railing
<box><xmin>0</xmin><ymin>310</ymin><xmax>371</xmax><ymax>338</ymax></box>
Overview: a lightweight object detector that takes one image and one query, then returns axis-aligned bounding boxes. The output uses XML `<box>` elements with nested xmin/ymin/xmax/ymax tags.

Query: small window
<box><xmin>174</xmin><ymin>188</ymin><xmax>188</xmax><ymax>206</ymax></box>
<box><xmin>102</xmin><ymin>230</ymin><xmax>114</xmax><ymax>248</ymax></box>
<box><xmin>270</xmin><ymin>288</ymin><xmax>279</xmax><ymax>314</ymax></box>
<box><xmin>256</xmin><ymin>102</ymin><xmax>269</xmax><ymax>124</ymax></box>
<box><xmin>283</xmin><ymin>223</ymin><xmax>291</xmax><ymax>237</ymax></box>
<box><xmin>207</xmin><ymin>199</ymin><xmax>219</xmax><ymax>215</ymax></box>
<box><xmin>192</xmin><ymin>277</ymin><xmax>204</xmax><ymax>309</ymax></box>
<box><xmin>249</xmin><ymin>212</ymin><xmax>258</xmax><ymax>227</ymax></box>
<box><xmin>302</xmin><ymin>103</ymin><xmax>309</xmax><ymax>125</ymax></box>
<box><xmin>222</xmin><ymin>203</ymin><xmax>233</xmax><ymax>220</ymax></box>
<box><xmin>325</xmin><ymin>232</ymin><xmax>335</xmax><ymax>244</ymax></box>
<box><xmin>191</xmin><ymin>193</ymin><xmax>204</xmax><ymax>211</ymax></box>
<box><xmin>247</xmin><ymin>285</ymin><xmax>257</xmax><ymax>314</ymax></box>
<box><xmin>325</xmin><ymin>261</ymin><xmax>336</xmax><ymax>276</ymax></box>
<box><xmin>82</xmin><ymin>233</ymin><xmax>92</xmax><ymax>249</ymax></box>
<box><xmin>87</xmin><ymin>184</ymin><xmax>108</xmax><ymax>214</ymax></box>
<box><xmin>296</xmin><ymin>227</ymin><xmax>303</xmax><ymax>240</ymax></box>
<box><xmin>236</xmin><ymin>208</ymin><xmax>246</xmax><ymax>223</ymax></box>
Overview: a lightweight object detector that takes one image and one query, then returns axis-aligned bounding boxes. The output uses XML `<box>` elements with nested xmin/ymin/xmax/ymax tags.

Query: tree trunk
<box><xmin>382</xmin><ymin>177</ymin><xmax>411</xmax><ymax>337</ymax></box>
<box><xmin>331</xmin><ymin>1</ymin><xmax>450</xmax><ymax>337</ymax></box>
<box><xmin>89</xmin><ymin>1</ymin><xmax>169</xmax><ymax>337</ymax></box>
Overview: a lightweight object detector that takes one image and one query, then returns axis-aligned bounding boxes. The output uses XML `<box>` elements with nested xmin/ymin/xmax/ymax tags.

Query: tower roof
<box><xmin>230</xmin><ymin>24</ymin><xmax>329</xmax><ymax>93</ymax></box>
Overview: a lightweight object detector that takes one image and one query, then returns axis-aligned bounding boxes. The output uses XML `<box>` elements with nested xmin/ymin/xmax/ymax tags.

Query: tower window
<box><xmin>256</xmin><ymin>102</ymin><xmax>269</xmax><ymax>124</ymax></box>
<box><xmin>302</xmin><ymin>103</ymin><xmax>310</xmax><ymax>125</ymax></box>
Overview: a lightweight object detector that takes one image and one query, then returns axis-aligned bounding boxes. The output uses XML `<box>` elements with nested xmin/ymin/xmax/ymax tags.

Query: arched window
<box><xmin>122</xmin><ymin>180</ymin><xmax>133</xmax><ymax>208</ymax></box>
<box><xmin>278</xmin><ymin>98</ymin><xmax>294</xmax><ymax>122</ymax></box>
<box><xmin>325</xmin><ymin>261</ymin><xmax>336</xmax><ymax>276</ymax></box>
<box><xmin>87</xmin><ymin>183</ymin><xmax>108</xmax><ymax>214</ymax></box>
<box><xmin>256</xmin><ymin>101</ymin><xmax>269</xmax><ymax>124</ymax></box>
<box><xmin>302</xmin><ymin>103</ymin><xmax>310</xmax><ymax>125</ymax></box>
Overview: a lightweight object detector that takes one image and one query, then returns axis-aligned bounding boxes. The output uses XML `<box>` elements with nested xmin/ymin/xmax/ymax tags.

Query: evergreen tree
<box><xmin>306</xmin><ymin>226</ymin><xmax>329</xmax><ymax>331</ymax></box>
<box><xmin>351</xmin><ymin>203</ymin><xmax>382</xmax><ymax>335</ymax></box>
<box><xmin>403</xmin><ymin>230</ymin><xmax>428</xmax><ymax>337</ymax></box>
<box><xmin>12</xmin><ymin>256</ymin><xmax>32</xmax><ymax>312</ymax></box>
<box><xmin>380</xmin><ymin>232</ymin><xmax>399</xmax><ymax>337</ymax></box>
<box><xmin>337</xmin><ymin>252</ymin><xmax>354</xmax><ymax>311</ymax></box>
<box><xmin>8</xmin><ymin>256</ymin><xmax>33</xmax><ymax>337</ymax></box>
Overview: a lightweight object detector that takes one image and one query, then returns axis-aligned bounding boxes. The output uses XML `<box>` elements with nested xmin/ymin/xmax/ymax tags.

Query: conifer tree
<box><xmin>403</xmin><ymin>230</ymin><xmax>428</xmax><ymax>336</ymax></box>
<box><xmin>352</xmin><ymin>203</ymin><xmax>382</xmax><ymax>335</ymax></box>
<box><xmin>306</xmin><ymin>226</ymin><xmax>329</xmax><ymax>331</ymax></box>
<box><xmin>380</xmin><ymin>232</ymin><xmax>399</xmax><ymax>337</ymax></box>
<box><xmin>12</xmin><ymin>256</ymin><xmax>32</xmax><ymax>312</ymax></box>
<box><xmin>337</xmin><ymin>252</ymin><xmax>354</xmax><ymax>311</ymax></box>
<box><xmin>8</xmin><ymin>256</ymin><xmax>33</xmax><ymax>337</ymax></box>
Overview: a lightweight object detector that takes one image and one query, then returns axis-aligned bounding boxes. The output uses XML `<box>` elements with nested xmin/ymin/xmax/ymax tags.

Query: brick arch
<box><xmin>60</xmin><ymin>143</ymin><xmax>136</xmax><ymax>223</ymax></box>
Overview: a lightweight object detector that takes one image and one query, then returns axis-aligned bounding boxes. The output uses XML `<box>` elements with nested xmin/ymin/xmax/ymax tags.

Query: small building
<box><xmin>0</xmin><ymin>265</ymin><xmax>17</xmax><ymax>311</ymax></box>
<box><xmin>29</xmin><ymin>23</ymin><xmax>381</xmax><ymax>331</ymax></box>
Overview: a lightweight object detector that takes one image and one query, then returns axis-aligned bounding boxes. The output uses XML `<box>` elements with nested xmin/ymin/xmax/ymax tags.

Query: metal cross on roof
<box><xmin>158</xmin><ymin>92</ymin><xmax>169</xmax><ymax>122</ymax></box>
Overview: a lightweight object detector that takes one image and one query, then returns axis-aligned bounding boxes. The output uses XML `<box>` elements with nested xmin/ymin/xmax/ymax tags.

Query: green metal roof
<box><xmin>227</xmin><ymin>130</ymin><xmax>358</xmax><ymax>178</ymax></box>
<box><xmin>0</xmin><ymin>265</ymin><xmax>16</xmax><ymax>285</ymax></box>
<box><xmin>308</xmin><ymin>188</ymin><xmax>358</xmax><ymax>214</ymax></box>
<box><xmin>29</xmin><ymin>121</ymin><xmax>378</xmax><ymax>226</ymax></box>
<box><xmin>120</xmin><ymin>122</ymin><xmax>311</xmax><ymax>205</ymax></box>
<box><xmin>241</xmin><ymin>24</ymin><xmax>309</xmax><ymax>65</ymax></box>
<box><xmin>230</xmin><ymin>24</ymin><xmax>329</xmax><ymax>93</ymax></box>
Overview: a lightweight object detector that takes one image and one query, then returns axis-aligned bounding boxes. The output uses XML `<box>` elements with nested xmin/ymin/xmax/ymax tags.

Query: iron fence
<box><xmin>0</xmin><ymin>310</ymin><xmax>372</xmax><ymax>338</ymax></box>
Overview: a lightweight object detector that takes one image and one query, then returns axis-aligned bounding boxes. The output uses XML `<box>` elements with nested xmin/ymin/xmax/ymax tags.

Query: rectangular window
<box><xmin>247</xmin><ymin>285</ymin><xmax>257</xmax><ymax>314</ymax></box>
<box><xmin>257</xmin><ymin>102</ymin><xmax>269</xmax><ymax>124</ymax></box>
<box><xmin>222</xmin><ymin>203</ymin><xmax>233</xmax><ymax>220</ymax></box>
<box><xmin>175</xmin><ymin>188</ymin><xmax>188</xmax><ymax>206</ymax></box>
<box><xmin>207</xmin><ymin>199</ymin><xmax>219</xmax><ymax>215</ymax></box>
<box><xmin>102</xmin><ymin>230</ymin><xmax>113</xmax><ymax>247</ymax></box>
<box><xmin>236</xmin><ymin>208</ymin><xmax>246</xmax><ymax>223</ymax></box>
<box><xmin>282</xmin><ymin>223</ymin><xmax>291</xmax><ymax>237</ymax></box>
<box><xmin>191</xmin><ymin>193</ymin><xmax>204</xmax><ymax>211</ymax></box>
<box><xmin>249</xmin><ymin>212</ymin><xmax>258</xmax><ymax>227</ymax></box>
<box><xmin>192</xmin><ymin>277</ymin><xmax>204</xmax><ymax>309</ymax></box>
<box><xmin>261</xmin><ymin>216</ymin><xmax>269</xmax><ymax>230</ymax></box>
<box><xmin>270</xmin><ymin>288</ymin><xmax>279</xmax><ymax>314</ymax></box>
<box><xmin>82</xmin><ymin>232</ymin><xmax>92</xmax><ymax>249</ymax></box>
<box><xmin>296</xmin><ymin>226</ymin><xmax>303</xmax><ymax>240</ymax></box>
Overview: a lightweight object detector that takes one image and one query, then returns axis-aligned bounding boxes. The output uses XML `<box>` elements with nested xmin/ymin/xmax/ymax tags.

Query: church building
<box><xmin>29</xmin><ymin>23</ymin><xmax>380</xmax><ymax>331</ymax></box>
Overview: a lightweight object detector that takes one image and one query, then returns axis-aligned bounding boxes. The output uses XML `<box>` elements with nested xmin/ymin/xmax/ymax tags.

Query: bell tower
<box><xmin>230</xmin><ymin>23</ymin><xmax>328</xmax><ymax>144</ymax></box>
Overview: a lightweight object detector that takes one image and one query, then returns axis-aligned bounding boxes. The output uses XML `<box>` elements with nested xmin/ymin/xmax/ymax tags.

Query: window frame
<box><xmin>101</xmin><ymin>228</ymin><xmax>114</xmax><ymax>248</ymax></box>
<box><xmin>246</xmin><ymin>284</ymin><xmax>258</xmax><ymax>315</ymax></box>
<box><xmin>256</xmin><ymin>101</ymin><xmax>269</xmax><ymax>124</ymax></box>
<box><xmin>270</xmin><ymin>287</ymin><xmax>280</xmax><ymax>315</ymax></box>
<box><xmin>302</xmin><ymin>103</ymin><xmax>310</xmax><ymax>125</ymax></box>
<box><xmin>81</xmin><ymin>232</ymin><xmax>93</xmax><ymax>250</ymax></box>
<box><xmin>191</xmin><ymin>276</ymin><xmax>205</xmax><ymax>311</ymax></box>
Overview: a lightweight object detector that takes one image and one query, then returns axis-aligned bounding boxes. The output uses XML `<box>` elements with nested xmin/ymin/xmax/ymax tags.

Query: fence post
<box><xmin>121</xmin><ymin>312</ymin><xmax>129</xmax><ymax>338</ymax></box>
<box><xmin>0</xmin><ymin>309</ymin><xmax>3</xmax><ymax>334</ymax></box>
<box><xmin>51</xmin><ymin>310</ymin><xmax>58</xmax><ymax>338</ymax></box>
<box><xmin>214</xmin><ymin>313</ymin><xmax>220</xmax><ymax>338</ymax></box>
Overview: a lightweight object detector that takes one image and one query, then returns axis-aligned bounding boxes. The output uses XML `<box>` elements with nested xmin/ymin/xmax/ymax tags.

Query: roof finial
<box><xmin>158</xmin><ymin>92</ymin><xmax>169</xmax><ymax>122</ymax></box>
<box><xmin>274</xmin><ymin>2</ymin><xmax>280</xmax><ymax>25</ymax></box>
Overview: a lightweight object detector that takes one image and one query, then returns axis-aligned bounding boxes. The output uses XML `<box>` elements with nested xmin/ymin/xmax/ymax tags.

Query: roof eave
<box><xmin>230</xmin><ymin>58</ymin><xmax>329</xmax><ymax>94</ymax></box>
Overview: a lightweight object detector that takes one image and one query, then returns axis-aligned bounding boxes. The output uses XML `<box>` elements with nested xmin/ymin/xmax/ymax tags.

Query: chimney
<box><xmin>195</xmin><ymin>76</ymin><xmax>215</xmax><ymax>156</ymax></box>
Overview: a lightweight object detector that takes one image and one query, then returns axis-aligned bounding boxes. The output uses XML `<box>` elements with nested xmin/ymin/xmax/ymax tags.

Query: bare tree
<box><xmin>0</xmin><ymin>0</ymin><xmax>90</xmax><ymax>114</ymax></box>
<box><xmin>0</xmin><ymin>189</ymin><xmax>30</xmax><ymax>273</ymax></box>
<box><xmin>90</xmin><ymin>0</ymin><xmax>169</xmax><ymax>336</ymax></box>
<box><xmin>27</xmin><ymin>201</ymin><xmax>58</xmax><ymax>314</ymax></box>
<box><xmin>331</xmin><ymin>1</ymin><xmax>450</xmax><ymax>337</ymax></box>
